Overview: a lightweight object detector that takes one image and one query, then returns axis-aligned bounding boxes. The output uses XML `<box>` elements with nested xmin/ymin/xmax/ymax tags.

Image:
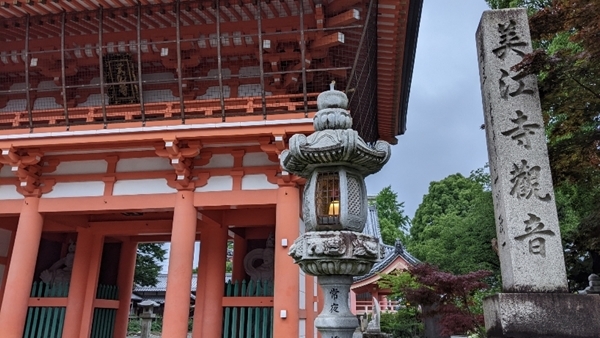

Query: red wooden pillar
<box><xmin>232</xmin><ymin>234</ymin><xmax>247</xmax><ymax>282</ymax></box>
<box><xmin>162</xmin><ymin>190</ymin><xmax>197</xmax><ymax>338</ymax></box>
<box><xmin>0</xmin><ymin>222</ymin><xmax>17</xmax><ymax>308</ymax></box>
<box><xmin>62</xmin><ymin>228</ymin><xmax>95</xmax><ymax>338</ymax></box>
<box><xmin>306</xmin><ymin>274</ymin><xmax>316</xmax><ymax>338</ymax></box>
<box><xmin>0</xmin><ymin>197</ymin><xmax>43</xmax><ymax>338</ymax></box>
<box><xmin>113</xmin><ymin>239</ymin><xmax>138</xmax><ymax>338</ymax></box>
<box><xmin>273</xmin><ymin>184</ymin><xmax>300</xmax><ymax>337</ymax></box>
<box><xmin>191</xmin><ymin>230</ymin><xmax>210</xmax><ymax>338</ymax></box>
<box><xmin>200</xmin><ymin>222</ymin><xmax>228</xmax><ymax>338</ymax></box>
<box><xmin>77</xmin><ymin>233</ymin><xmax>105</xmax><ymax>338</ymax></box>
<box><xmin>350</xmin><ymin>289</ymin><xmax>357</xmax><ymax>315</ymax></box>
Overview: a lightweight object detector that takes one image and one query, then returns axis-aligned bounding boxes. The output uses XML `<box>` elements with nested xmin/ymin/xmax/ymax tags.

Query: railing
<box><xmin>0</xmin><ymin>93</ymin><xmax>319</xmax><ymax>130</ymax></box>
<box><xmin>355</xmin><ymin>299</ymin><xmax>400</xmax><ymax>315</ymax></box>
<box><xmin>90</xmin><ymin>284</ymin><xmax>119</xmax><ymax>338</ymax></box>
<box><xmin>24</xmin><ymin>282</ymin><xmax>69</xmax><ymax>338</ymax></box>
<box><xmin>222</xmin><ymin>280</ymin><xmax>274</xmax><ymax>338</ymax></box>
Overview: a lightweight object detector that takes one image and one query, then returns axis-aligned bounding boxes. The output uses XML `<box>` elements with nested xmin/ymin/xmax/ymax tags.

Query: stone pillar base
<box><xmin>484</xmin><ymin>293</ymin><xmax>600</xmax><ymax>338</ymax></box>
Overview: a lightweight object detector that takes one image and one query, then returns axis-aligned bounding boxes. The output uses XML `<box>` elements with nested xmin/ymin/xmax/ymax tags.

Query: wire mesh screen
<box><xmin>0</xmin><ymin>0</ymin><xmax>378</xmax><ymax>133</ymax></box>
<box><xmin>346</xmin><ymin>0</ymin><xmax>379</xmax><ymax>143</ymax></box>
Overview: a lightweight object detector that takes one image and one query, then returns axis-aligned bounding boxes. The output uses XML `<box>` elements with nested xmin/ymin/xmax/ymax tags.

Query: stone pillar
<box><xmin>477</xmin><ymin>8</ymin><xmax>600</xmax><ymax>337</ymax></box>
<box><xmin>0</xmin><ymin>197</ymin><xmax>43</xmax><ymax>338</ymax></box>
<box><xmin>162</xmin><ymin>190</ymin><xmax>197</xmax><ymax>338</ymax></box>
<box><xmin>477</xmin><ymin>8</ymin><xmax>567</xmax><ymax>293</ymax></box>
<box><xmin>113</xmin><ymin>240</ymin><xmax>138</xmax><ymax>338</ymax></box>
<box><xmin>273</xmin><ymin>184</ymin><xmax>300</xmax><ymax>338</ymax></box>
<box><xmin>200</xmin><ymin>222</ymin><xmax>228</xmax><ymax>338</ymax></box>
<box><xmin>315</xmin><ymin>276</ymin><xmax>357</xmax><ymax>337</ymax></box>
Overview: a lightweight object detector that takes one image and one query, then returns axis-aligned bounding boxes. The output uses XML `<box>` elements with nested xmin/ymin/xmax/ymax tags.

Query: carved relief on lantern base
<box><xmin>288</xmin><ymin>231</ymin><xmax>383</xmax><ymax>276</ymax></box>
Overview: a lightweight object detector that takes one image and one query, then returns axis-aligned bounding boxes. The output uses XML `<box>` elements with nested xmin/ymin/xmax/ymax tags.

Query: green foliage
<box><xmin>485</xmin><ymin>0</ymin><xmax>551</xmax><ymax>10</ymax></box>
<box><xmin>408</xmin><ymin>172</ymin><xmax>500</xmax><ymax>280</ymax></box>
<box><xmin>373</xmin><ymin>186</ymin><xmax>411</xmax><ymax>245</ymax></box>
<box><xmin>380</xmin><ymin>307</ymin><xmax>423</xmax><ymax>338</ymax></box>
<box><xmin>135</xmin><ymin>243</ymin><xmax>167</xmax><ymax>287</ymax></box>
<box><xmin>151</xmin><ymin>316</ymin><xmax>163</xmax><ymax>332</ymax></box>
<box><xmin>379</xmin><ymin>265</ymin><xmax>492</xmax><ymax>337</ymax></box>
<box><xmin>127</xmin><ymin>318</ymin><xmax>141</xmax><ymax>334</ymax></box>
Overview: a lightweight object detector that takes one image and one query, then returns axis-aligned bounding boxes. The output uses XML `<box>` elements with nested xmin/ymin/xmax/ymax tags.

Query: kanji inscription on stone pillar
<box><xmin>476</xmin><ymin>9</ymin><xmax>568</xmax><ymax>292</ymax></box>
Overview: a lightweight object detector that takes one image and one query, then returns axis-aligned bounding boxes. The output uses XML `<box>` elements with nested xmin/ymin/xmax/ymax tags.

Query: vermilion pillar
<box><xmin>273</xmin><ymin>184</ymin><xmax>300</xmax><ymax>337</ymax></box>
<box><xmin>162</xmin><ymin>190</ymin><xmax>197</xmax><ymax>337</ymax></box>
<box><xmin>200</xmin><ymin>222</ymin><xmax>228</xmax><ymax>338</ymax></box>
<box><xmin>232</xmin><ymin>234</ymin><xmax>247</xmax><ymax>282</ymax></box>
<box><xmin>62</xmin><ymin>228</ymin><xmax>95</xmax><ymax>338</ymax></box>
<box><xmin>77</xmin><ymin>233</ymin><xmax>105</xmax><ymax>338</ymax></box>
<box><xmin>192</xmin><ymin>231</ymin><xmax>209</xmax><ymax>338</ymax></box>
<box><xmin>350</xmin><ymin>290</ymin><xmax>357</xmax><ymax>314</ymax></box>
<box><xmin>0</xmin><ymin>197</ymin><xmax>43</xmax><ymax>338</ymax></box>
<box><xmin>113</xmin><ymin>239</ymin><xmax>138</xmax><ymax>338</ymax></box>
<box><xmin>306</xmin><ymin>274</ymin><xmax>316</xmax><ymax>338</ymax></box>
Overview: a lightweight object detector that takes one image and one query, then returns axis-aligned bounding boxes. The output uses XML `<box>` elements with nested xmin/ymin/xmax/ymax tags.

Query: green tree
<box><xmin>373</xmin><ymin>186</ymin><xmax>411</xmax><ymax>245</ymax></box>
<box><xmin>134</xmin><ymin>243</ymin><xmax>167</xmax><ymax>287</ymax></box>
<box><xmin>408</xmin><ymin>171</ymin><xmax>500</xmax><ymax>278</ymax></box>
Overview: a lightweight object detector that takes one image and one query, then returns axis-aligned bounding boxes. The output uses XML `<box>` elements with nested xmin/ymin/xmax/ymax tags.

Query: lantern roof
<box><xmin>281</xmin><ymin>87</ymin><xmax>390</xmax><ymax>177</ymax></box>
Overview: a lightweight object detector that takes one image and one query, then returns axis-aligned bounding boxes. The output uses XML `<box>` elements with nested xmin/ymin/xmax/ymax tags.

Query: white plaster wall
<box><xmin>33</xmin><ymin>97</ymin><xmax>61</xmax><ymax>110</ymax></box>
<box><xmin>54</xmin><ymin>160</ymin><xmax>108</xmax><ymax>175</ymax></box>
<box><xmin>243</xmin><ymin>152</ymin><xmax>278</xmax><ymax>167</ymax></box>
<box><xmin>0</xmin><ymin>185</ymin><xmax>21</xmax><ymax>200</ymax></box>
<box><xmin>0</xmin><ymin>228</ymin><xmax>12</xmax><ymax>257</ymax></box>
<box><xmin>79</xmin><ymin>93</ymin><xmax>109</xmax><ymax>107</ymax></box>
<box><xmin>116</xmin><ymin>157</ymin><xmax>173</xmax><ymax>172</ymax></box>
<box><xmin>299</xmin><ymin>318</ymin><xmax>306</xmax><ymax>338</ymax></box>
<box><xmin>0</xmin><ymin>99</ymin><xmax>26</xmax><ymax>112</ymax></box>
<box><xmin>299</xmin><ymin>268</ymin><xmax>306</xmax><ymax>310</ymax></box>
<box><xmin>113</xmin><ymin>179</ymin><xmax>176</xmax><ymax>195</ymax></box>
<box><xmin>142</xmin><ymin>72</ymin><xmax>175</xmax><ymax>82</ymax></box>
<box><xmin>199</xmin><ymin>154</ymin><xmax>234</xmax><ymax>169</ymax></box>
<box><xmin>37</xmin><ymin>81</ymin><xmax>59</xmax><ymax>91</ymax></box>
<box><xmin>239</xmin><ymin>66</ymin><xmax>260</xmax><ymax>78</ymax></box>
<box><xmin>196</xmin><ymin>86</ymin><xmax>231</xmax><ymax>100</ymax></box>
<box><xmin>0</xmin><ymin>165</ymin><xmax>14</xmax><ymax>178</ymax></box>
<box><xmin>195</xmin><ymin>176</ymin><xmax>232</xmax><ymax>192</ymax></box>
<box><xmin>144</xmin><ymin>89</ymin><xmax>178</xmax><ymax>104</ymax></box>
<box><xmin>241</xmin><ymin>174</ymin><xmax>277</xmax><ymax>190</ymax></box>
<box><xmin>44</xmin><ymin>181</ymin><xmax>105</xmax><ymax>198</ymax></box>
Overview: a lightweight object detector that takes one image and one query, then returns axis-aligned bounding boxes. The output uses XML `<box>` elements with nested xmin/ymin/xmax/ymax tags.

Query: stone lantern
<box><xmin>138</xmin><ymin>300</ymin><xmax>159</xmax><ymax>338</ymax></box>
<box><xmin>282</xmin><ymin>84</ymin><xmax>391</xmax><ymax>338</ymax></box>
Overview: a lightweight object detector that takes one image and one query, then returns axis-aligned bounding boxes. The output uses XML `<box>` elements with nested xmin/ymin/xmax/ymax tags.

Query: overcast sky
<box><xmin>366</xmin><ymin>0</ymin><xmax>492</xmax><ymax>219</ymax></box>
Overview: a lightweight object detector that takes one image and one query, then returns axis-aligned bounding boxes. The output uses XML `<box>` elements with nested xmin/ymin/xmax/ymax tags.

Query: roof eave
<box><xmin>397</xmin><ymin>0</ymin><xmax>424</xmax><ymax>137</ymax></box>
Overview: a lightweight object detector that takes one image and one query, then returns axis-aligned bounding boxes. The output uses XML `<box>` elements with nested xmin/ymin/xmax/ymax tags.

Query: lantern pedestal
<box><xmin>289</xmin><ymin>231</ymin><xmax>384</xmax><ymax>338</ymax></box>
<box><xmin>315</xmin><ymin>276</ymin><xmax>358</xmax><ymax>338</ymax></box>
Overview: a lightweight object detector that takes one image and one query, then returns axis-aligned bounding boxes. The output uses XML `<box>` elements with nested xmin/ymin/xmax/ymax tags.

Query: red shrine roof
<box><xmin>0</xmin><ymin>0</ymin><xmax>423</xmax><ymax>143</ymax></box>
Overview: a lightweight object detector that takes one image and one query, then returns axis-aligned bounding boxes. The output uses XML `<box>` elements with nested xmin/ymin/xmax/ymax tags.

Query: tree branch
<box><xmin>568</xmin><ymin>74</ymin><xmax>600</xmax><ymax>100</ymax></box>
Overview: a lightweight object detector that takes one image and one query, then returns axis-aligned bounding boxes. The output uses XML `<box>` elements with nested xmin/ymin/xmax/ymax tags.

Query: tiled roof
<box><xmin>133</xmin><ymin>273</ymin><xmax>232</xmax><ymax>293</ymax></box>
<box><xmin>353</xmin><ymin>206</ymin><xmax>419</xmax><ymax>283</ymax></box>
